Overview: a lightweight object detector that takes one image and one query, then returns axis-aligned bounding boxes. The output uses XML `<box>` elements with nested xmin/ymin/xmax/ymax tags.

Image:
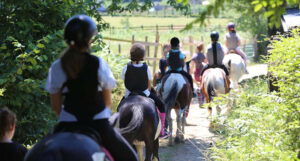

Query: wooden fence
<box><xmin>103</xmin><ymin>33</ymin><xmax>256</xmax><ymax>75</ymax></box>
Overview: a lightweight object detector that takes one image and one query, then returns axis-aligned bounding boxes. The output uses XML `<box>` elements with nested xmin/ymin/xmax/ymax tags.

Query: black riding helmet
<box><xmin>170</xmin><ymin>37</ymin><xmax>180</xmax><ymax>48</ymax></box>
<box><xmin>210</xmin><ymin>31</ymin><xmax>219</xmax><ymax>41</ymax></box>
<box><xmin>64</xmin><ymin>15</ymin><xmax>97</xmax><ymax>48</ymax></box>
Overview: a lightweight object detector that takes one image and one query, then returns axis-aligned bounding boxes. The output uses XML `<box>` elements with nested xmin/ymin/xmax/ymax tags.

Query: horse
<box><xmin>160</xmin><ymin>73</ymin><xmax>193</xmax><ymax>145</ymax></box>
<box><xmin>223</xmin><ymin>52</ymin><xmax>247</xmax><ymax>89</ymax></box>
<box><xmin>24</xmin><ymin>132</ymin><xmax>113</xmax><ymax>161</ymax></box>
<box><xmin>201</xmin><ymin>68</ymin><xmax>230</xmax><ymax>117</ymax></box>
<box><xmin>114</xmin><ymin>95</ymin><xmax>161</xmax><ymax>161</ymax></box>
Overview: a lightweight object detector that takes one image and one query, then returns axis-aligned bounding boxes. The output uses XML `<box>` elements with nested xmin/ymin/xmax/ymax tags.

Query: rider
<box><xmin>121</xmin><ymin>43</ymin><xmax>167</xmax><ymax>137</ymax></box>
<box><xmin>200</xmin><ymin>31</ymin><xmax>230</xmax><ymax>84</ymax></box>
<box><xmin>189</xmin><ymin>42</ymin><xmax>207</xmax><ymax>83</ymax></box>
<box><xmin>225</xmin><ymin>22</ymin><xmax>248</xmax><ymax>73</ymax></box>
<box><xmin>165</xmin><ymin>37</ymin><xmax>195</xmax><ymax>95</ymax></box>
<box><xmin>0</xmin><ymin>107</ymin><xmax>27</xmax><ymax>161</ymax></box>
<box><xmin>154</xmin><ymin>44</ymin><xmax>171</xmax><ymax>86</ymax></box>
<box><xmin>45</xmin><ymin>15</ymin><xmax>138</xmax><ymax>161</ymax></box>
<box><xmin>189</xmin><ymin>43</ymin><xmax>207</xmax><ymax>105</ymax></box>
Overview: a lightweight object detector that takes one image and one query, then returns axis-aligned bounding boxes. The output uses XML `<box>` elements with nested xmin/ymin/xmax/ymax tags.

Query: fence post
<box><xmin>118</xmin><ymin>44</ymin><xmax>121</xmax><ymax>54</ymax></box>
<box><xmin>153</xmin><ymin>31</ymin><xmax>160</xmax><ymax>76</ymax></box>
<box><xmin>145</xmin><ymin>36</ymin><xmax>150</xmax><ymax>64</ymax></box>
<box><xmin>189</xmin><ymin>36</ymin><xmax>193</xmax><ymax>58</ymax></box>
<box><xmin>131</xmin><ymin>35</ymin><xmax>135</xmax><ymax>44</ymax></box>
<box><xmin>156</xmin><ymin>25</ymin><xmax>159</xmax><ymax>33</ymax></box>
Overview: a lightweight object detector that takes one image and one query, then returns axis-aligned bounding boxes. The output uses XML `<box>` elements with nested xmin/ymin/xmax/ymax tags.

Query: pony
<box><xmin>24</xmin><ymin>132</ymin><xmax>113</xmax><ymax>161</ymax></box>
<box><xmin>201</xmin><ymin>68</ymin><xmax>230</xmax><ymax>117</ymax></box>
<box><xmin>223</xmin><ymin>52</ymin><xmax>247</xmax><ymax>89</ymax></box>
<box><xmin>114</xmin><ymin>95</ymin><xmax>161</xmax><ymax>161</ymax></box>
<box><xmin>160</xmin><ymin>73</ymin><xmax>192</xmax><ymax>145</ymax></box>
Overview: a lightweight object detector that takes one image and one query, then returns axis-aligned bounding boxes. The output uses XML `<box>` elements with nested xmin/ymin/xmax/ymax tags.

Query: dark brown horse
<box><xmin>113</xmin><ymin>95</ymin><xmax>161</xmax><ymax>161</ymax></box>
<box><xmin>159</xmin><ymin>73</ymin><xmax>192</xmax><ymax>145</ymax></box>
<box><xmin>24</xmin><ymin>132</ymin><xmax>113</xmax><ymax>161</ymax></box>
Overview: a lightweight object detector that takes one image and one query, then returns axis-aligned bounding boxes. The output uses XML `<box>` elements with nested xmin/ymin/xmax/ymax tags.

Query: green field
<box><xmin>100</xmin><ymin>16</ymin><xmax>252</xmax><ymax>62</ymax></box>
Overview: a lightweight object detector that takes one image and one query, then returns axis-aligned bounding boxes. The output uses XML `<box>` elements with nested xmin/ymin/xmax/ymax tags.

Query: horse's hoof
<box><xmin>174</xmin><ymin>137</ymin><xmax>180</xmax><ymax>144</ymax></box>
<box><xmin>168</xmin><ymin>141</ymin><xmax>173</xmax><ymax>146</ymax></box>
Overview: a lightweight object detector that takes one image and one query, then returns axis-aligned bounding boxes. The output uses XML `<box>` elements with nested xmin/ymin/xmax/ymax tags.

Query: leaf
<box><xmin>33</xmin><ymin>49</ymin><xmax>40</xmax><ymax>54</ymax></box>
<box><xmin>17</xmin><ymin>68</ymin><xmax>23</xmax><ymax>75</ymax></box>
<box><xmin>254</xmin><ymin>4</ymin><xmax>263</xmax><ymax>12</ymax></box>
<box><xmin>37</xmin><ymin>43</ymin><xmax>45</xmax><ymax>49</ymax></box>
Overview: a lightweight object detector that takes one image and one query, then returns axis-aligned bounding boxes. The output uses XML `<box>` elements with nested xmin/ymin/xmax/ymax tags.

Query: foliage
<box><xmin>0</xmin><ymin>0</ymin><xmax>105</xmax><ymax>144</ymax></box>
<box><xmin>210</xmin><ymin>29</ymin><xmax>300</xmax><ymax>160</ymax></box>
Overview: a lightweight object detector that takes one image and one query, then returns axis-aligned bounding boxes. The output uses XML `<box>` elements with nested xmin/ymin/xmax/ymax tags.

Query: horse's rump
<box><xmin>25</xmin><ymin>132</ymin><xmax>113</xmax><ymax>161</ymax></box>
<box><xmin>202</xmin><ymin>68</ymin><xmax>227</xmax><ymax>98</ymax></box>
<box><xmin>117</xmin><ymin>95</ymin><xmax>160</xmax><ymax>141</ymax></box>
<box><xmin>161</xmin><ymin>73</ymin><xmax>188</xmax><ymax>108</ymax></box>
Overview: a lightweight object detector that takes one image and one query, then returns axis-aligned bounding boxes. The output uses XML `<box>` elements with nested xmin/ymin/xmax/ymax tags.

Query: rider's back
<box><xmin>206</xmin><ymin>42</ymin><xmax>225</xmax><ymax>66</ymax></box>
<box><xmin>225</xmin><ymin>32</ymin><xmax>240</xmax><ymax>50</ymax></box>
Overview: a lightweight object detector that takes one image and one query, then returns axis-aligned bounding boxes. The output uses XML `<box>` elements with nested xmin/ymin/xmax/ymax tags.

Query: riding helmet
<box><xmin>64</xmin><ymin>15</ymin><xmax>97</xmax><ymax>48</ymax></box>
<box><xmin>130</xmin><ymin>43</ymin><xmax>145</xmax><ymax>61</ymax></box>
<box><xmin>227</xmin><ymin>22</ymin><xmax>235</xmax><ymax>30</ymax></box>
<box><xmin>210</xmin><ymin>31</ymin><xmax>219</xmax><ymax>41</ymax></box>
<box><xmin>170</xmin><ymin>37</ymin><xmax>180</xmax><ymax>48</ymax></box>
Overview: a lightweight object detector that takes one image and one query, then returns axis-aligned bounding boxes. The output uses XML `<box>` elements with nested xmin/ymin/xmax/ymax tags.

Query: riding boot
<box><xmin>159</xmin><ymin>112</ymin><xmax>166</xmax><ymax>137</ymax></box>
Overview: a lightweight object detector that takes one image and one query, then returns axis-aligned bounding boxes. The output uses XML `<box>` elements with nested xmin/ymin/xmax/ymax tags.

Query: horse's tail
<box><xmin>119</xmin><ymin>104</ymin><xmax>143</xmax><ymax>135</ymax></box>
<box><xmin>207</xmin><ymin>82</ymin><xmax>216</xmax><ymax>99</ymax></box>
<box><xmin>164</xmin><ymin>81</ymin><xmax>178</xmax><ymax>108</ymax></box>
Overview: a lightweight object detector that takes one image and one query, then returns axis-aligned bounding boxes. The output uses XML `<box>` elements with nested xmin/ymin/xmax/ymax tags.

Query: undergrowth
<box><xmin>210</xmin><ymin>29</ymin><xmax>300</xmax><ymax>161</ymax></box>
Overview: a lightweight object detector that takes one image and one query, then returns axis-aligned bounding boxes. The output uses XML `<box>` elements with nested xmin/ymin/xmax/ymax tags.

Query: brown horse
<box><xmin>159</xmin><ymin>73</ymin><xmax>192</xmax><ymax>145</ymax></box>
<box><xmin>201</xmin><ymin>68</ymin><xmax>230</xmax><ymax>117</ymax></box>
<box><xmin>113</xmin><ymin>95</ymin><xmax>161</xmax><ymax>161</ymax></box>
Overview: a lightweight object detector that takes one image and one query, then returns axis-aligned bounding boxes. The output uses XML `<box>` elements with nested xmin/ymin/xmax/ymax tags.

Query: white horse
<box><xmin>223</xmin><ymin>53</ymin><xmax>246</xmax><ymax>89</ymax></box>
<box><xmin>201</xmin><ymin>68</ymin><xmax>230</xmax><ymax>117</ymax></box>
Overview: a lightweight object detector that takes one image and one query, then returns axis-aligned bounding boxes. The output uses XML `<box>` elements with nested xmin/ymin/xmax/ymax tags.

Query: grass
<box><xmin>101</xmin><ymin>16</ymin><xmax>253</xmax><ymax>64</ymax></box>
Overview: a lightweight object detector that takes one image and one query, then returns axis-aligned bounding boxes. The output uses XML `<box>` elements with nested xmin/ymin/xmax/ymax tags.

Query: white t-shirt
<box><xmin>45</xmin><ymin>57</ymin><xmax>116</xmax><ymax>122</ymax></box>
<box><xmin>225</xmin><ymin>32</ymin><xmax>241</xmax><ymax>50</ymax></box>
<box><xmin>206</xmin><ymin>43</ymin><xmax>226</xmax><ymax>66</ymax></box>
<box><xmin>121</xmin><ymin>62</ymin><xmax>152</xmax><ymax>97</ymax></box>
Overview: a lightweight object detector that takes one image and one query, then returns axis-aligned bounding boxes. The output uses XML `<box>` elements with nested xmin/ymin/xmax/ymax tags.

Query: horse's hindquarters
<box><xmin>25</xmin><ymin>133</ymin><xmax>112</xmax><ymax>161</ymax></box>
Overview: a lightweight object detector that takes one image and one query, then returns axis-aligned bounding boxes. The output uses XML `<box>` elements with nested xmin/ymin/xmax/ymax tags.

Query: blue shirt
<box><xmin>166</xmin><ymin>49</ymin><xmax>186</xmax><ymax>71</ymax></box>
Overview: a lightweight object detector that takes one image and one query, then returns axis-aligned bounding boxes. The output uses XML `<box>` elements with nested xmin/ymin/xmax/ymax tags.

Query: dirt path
<box><xmin>158</xmin><ymin>64</ymin><xmax>268</xmax><ymax>161</ymax></box>
<box><xmin>158</xmin><ymin>100</ymin><xmax>216</xmax><ymax>161</ymax></box>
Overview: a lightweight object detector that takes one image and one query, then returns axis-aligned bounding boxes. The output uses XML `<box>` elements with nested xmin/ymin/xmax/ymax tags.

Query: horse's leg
<box><xmin>145</xmin><ymin>139</ymin><xmax>154</xmax><ymax>161</ymax></box>
<box><xmin>166</xmin><ymin>108</ymin><xmax>173</xmax><ymax>146</ymax></box>
<box><xmin>175</xmin><ymin>108</ymin><xmax>182</xmax><ymax>144</ymax></box>
<box><xmin>135</xmin><ymin>143</ymin><xmax>144</xmax><ymax>161</ymax></box>
<box><xmin>181</xmin><ymin>107</ymin><xmax>187</xmax><ymax>142</ymax></box>
<box><xmin>201</xmin><ymin>85</ymin><xmax>212</xmax><ymax>117</ymax></box>
<box><xmin>152</xmin><ymin>139</ymin><xmax>159</xmax><ymax>161</ymax></box>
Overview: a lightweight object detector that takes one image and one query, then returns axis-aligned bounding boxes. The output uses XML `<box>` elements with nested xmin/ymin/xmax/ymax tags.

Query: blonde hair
<box><xmin>197</xmin><ymin>43</ymin><xmax>204</xmax><ymax>52</ymax></box>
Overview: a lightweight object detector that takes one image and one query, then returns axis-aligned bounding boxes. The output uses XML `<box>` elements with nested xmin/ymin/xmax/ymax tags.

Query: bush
<box><xmin>211</xmin><ymin>29</ymin><xmax>300</xmax><ymax>160</ymax></box>
<box><xmin>0</xmin><ymin>0</ymin><xmax>104</xmax><ymax>144</ymax></box>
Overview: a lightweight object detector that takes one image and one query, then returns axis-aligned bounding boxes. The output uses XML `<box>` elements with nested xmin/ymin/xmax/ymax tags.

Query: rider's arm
<box><xmin>102</xmin><ymin>89</ymin><xmax>112</xmax><ymax>108</ymax></box>
<box><xmin>50</xmin><ymin>92</ymin><xmax>62</xmax><ymax>116</ymax></box>
<box><xmin>225</xmin><ymin>35</ymin><xmax>229</xmax><ymax>48</ymax></box>
<box><xmin>147</xmin><ymin>67</ymin><xmax>153</xmax><ymax>90</ymax></box>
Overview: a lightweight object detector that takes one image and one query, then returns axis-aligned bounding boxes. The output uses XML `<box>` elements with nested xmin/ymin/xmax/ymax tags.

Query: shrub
<box><xmin>211</xmin><ymin>28</ymin><xmax>300</xmax><ymax>160</ymax></box>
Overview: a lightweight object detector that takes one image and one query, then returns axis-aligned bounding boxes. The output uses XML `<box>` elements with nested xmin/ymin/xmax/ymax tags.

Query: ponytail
<box><xmin>61</xmin><ymin>48</ymin><xmax>87</xmax><ymax>79</ymax></box>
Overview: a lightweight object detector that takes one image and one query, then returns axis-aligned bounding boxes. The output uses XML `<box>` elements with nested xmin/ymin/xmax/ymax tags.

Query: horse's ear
<box><xmin>109</xmin><ymin>113</ymin><xmax>120</xmax><ymax>127</ymax></box>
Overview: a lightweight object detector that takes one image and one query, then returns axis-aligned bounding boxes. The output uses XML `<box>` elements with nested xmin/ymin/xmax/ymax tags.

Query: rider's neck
<box><xmin>131</xmin><ymin>61</ymin><xmax>141</xmax><ymax>64</ymax></box>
